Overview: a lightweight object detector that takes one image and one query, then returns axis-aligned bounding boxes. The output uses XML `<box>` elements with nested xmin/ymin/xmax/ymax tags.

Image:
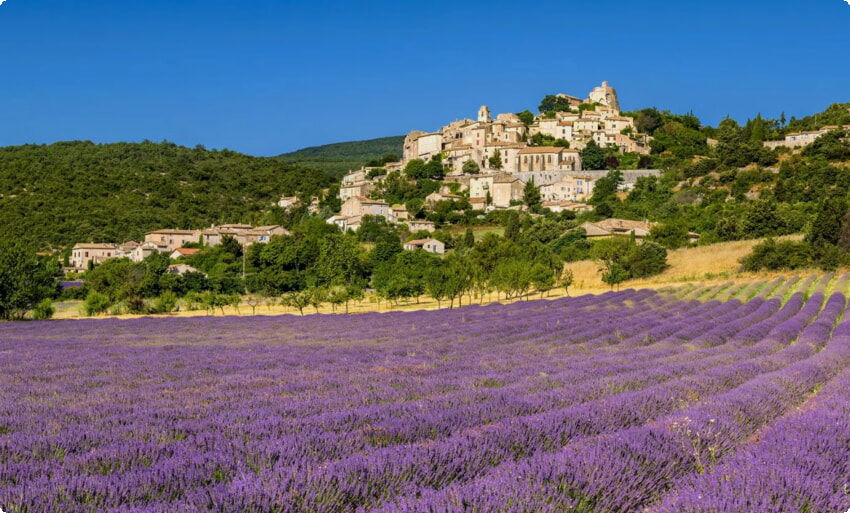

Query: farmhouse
<box><xmin>170</xmin><ymin>248</ymin><xmax>201</xmax><ymax>259</ymax></box>
<box><xmin>581</xmin><ymin>218</ymin><xmax>655</xmax><ymax>238</ymax></box>
<box><xmin>403</xmin><ymin>238</ymin><xmax>446</xmax><ymax>255</ymax></box>
<box><xmin>70</xmin><ymin>243</ymin><xmax>118</xmax><ymax>270</ymax></box>
<box><xmin>144</xmin><ymin>229</ymin><xmax>201</xmax><ymax>252</ymax></box>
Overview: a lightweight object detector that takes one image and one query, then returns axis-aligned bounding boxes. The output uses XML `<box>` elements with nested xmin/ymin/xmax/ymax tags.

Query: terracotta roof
<box><xmin>171</xmin><ymin>248</ymin><xmax>200</xmax><ymax>256</ymax></box>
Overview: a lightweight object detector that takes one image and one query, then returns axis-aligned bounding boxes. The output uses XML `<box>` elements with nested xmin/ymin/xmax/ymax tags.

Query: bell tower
<box><xmin>478</xmin><ymin>105</ymin><xmax>491</xmax><ymax>123</ymax></box>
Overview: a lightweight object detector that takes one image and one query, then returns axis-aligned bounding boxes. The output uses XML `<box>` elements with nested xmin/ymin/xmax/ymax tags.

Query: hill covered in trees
<box><xmin>0</xmin><ymin>140</ymin><xmax>333</xmax><ymax>249</ymax></box>
<box><xmin>276</xmin><ymin>135</ymin><xmax>404</xmax><ymax>177</ymax></box>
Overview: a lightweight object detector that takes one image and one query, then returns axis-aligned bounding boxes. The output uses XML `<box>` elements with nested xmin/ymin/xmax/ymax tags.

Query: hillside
<box><xmin>276</xmin><ymin>135</ymin><xmax>404</xmax><ymax>177</ymax></box>
<box><xmin>0</xmin><ymin>140</ymin><xmax>333</xmax><ymax>249</ymax></box>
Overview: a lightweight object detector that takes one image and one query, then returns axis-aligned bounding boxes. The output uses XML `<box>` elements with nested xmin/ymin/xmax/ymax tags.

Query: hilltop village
<box><xmin>328</xmin><ymin>82</ymin><xmax>659</xmax><ymax>233</ymax></box>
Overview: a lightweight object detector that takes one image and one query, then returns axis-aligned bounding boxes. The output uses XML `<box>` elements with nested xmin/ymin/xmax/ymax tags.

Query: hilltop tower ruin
<box><xmin>587</xmin><ymin>81</ymin><xmax>620</xmax><ymax>113</ymax></box>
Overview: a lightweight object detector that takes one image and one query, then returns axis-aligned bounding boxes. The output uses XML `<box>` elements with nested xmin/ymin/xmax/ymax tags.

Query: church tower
<box><xmin>478</xmin><ymin>105</ymin><xmax>491</xmax><ymax>123</ymax></box>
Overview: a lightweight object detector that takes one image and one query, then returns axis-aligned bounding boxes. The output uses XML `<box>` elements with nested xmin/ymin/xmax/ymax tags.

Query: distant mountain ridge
<box><xmin>276</xmin><ymin>135</ymin><xmax>404</xmax><ymax>177</ymax></box>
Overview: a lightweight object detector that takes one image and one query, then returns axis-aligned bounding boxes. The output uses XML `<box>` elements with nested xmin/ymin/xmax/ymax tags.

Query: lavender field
<box><xmin>1</xmin><ymin>277</ymin><xmax>849</xmax><ymax>512</ymax></box>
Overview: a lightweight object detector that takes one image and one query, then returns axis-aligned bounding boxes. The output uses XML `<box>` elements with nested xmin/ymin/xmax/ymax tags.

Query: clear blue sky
<box><xmin>1</xmin><ymin>0</ymin><xmax>848</xmax><ymax>156</ymax></box>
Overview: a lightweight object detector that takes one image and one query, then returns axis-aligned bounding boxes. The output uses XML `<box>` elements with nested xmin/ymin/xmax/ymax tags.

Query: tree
<box><xmin>601</xmin><ymin>264</ymin><xmax>628</xmax><ymax>291</ymax></box>
<box><xmin>581</xmin><ymin>140</ymin><xmax>606</xmax><ymax>170</ymax></box>
<box><xmin>625</xmin><ymin>241</ymin><xmax>668</xmax><ymax>278</ymax></box>
<box><xmin>648</xmin><ymin>222</ymin><xmax>690</xmax><ymax>249</ymax></box>
<box><xmin>0</xmin><ymin>242</ymin><xmax>58</xmax><ymax>321</ymax></box>
<box><xmin>462</xmin><ymin>159</ymin><xmax>480</xmax><ymax>174</ymax></box>
<box><xmin>424</xmin><ymin>266</ymin><xmax>447</xmax><ymax>308</ymax></box>
<box><xmin>503</xmin><ymin>211</ymin><xmax>520</xmax><ymax>242</ymax></box>
<box><xmin>517</xmin><ymin>110</ymin><xmax>535</xmax><ymax>126</ymax></box>
<box><xmin>220</xmin><ymin>234</ymin><xmax>243</xmax><ymax>259</ymax></box>
<box><xmin>559</xmin><ymin>268</ymin><xmax>575</xmax><ymax>296</ymax></box>
<box><xmin>806</xmin><ymin>196</ymin><xmax>847</xmax><ymax>252</ymax></box>
<box><xmin>538</xmin><ymin>95</ymin><xmax>573</xmax><ymax>114</ymax></box>
<box><xmin>590</xmin><ymin>168</ymin><xmax>624</xmax><ymax>204</ymax></box>
<box><xmin>403</xmin><ymin>159</ymin><xmax>427</xmax><ymax>179</ymax></box>
<box><xmin>443</xmin><ymin>255</ymin><xmax>472</xmax><ymax>309</ymax></box>
<box><xmin>632</xmin><ymin>107</ymin><xmax>664</xmax><ymax>135</ymax></box>
<box><xmin>530</xmin><ymin>263</ymin><xmax>556</xmax><ymax>298</ymax></box>
<box><xmin>281</xmin><ymin>290</ymin><xmax>312</xmax><ymax>316</ymax></box>
<box><xmin>488</xmin><ymin>149</ymin><xmax>503</xmax><ymax>170</ymax></box>
<box><xmin>741</xmin><ymin>199</ymin><xmax>783</xmax><ymax>239</ymax></box>
<box><xmin>462</xmin><ymin>228</ymin><xmax>475</xmax><ymax>250</ymax></box>
<box><xmin>523</xmin><ymin>178</ymin><xmax>542</xmax><ymax>212</ymax></box>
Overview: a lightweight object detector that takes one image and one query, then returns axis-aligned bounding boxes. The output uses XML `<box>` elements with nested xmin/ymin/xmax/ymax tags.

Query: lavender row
<box><xmin>652</xmin><ymin>367</ymin><xmax>850</xmax><ymax>512</ymax></box>
<box><xmin>382</xmin><ymin>293</ymin><xmax>848</xmax><ymax>513</ymax></box>
<box><xmin>190</xmin><ymin>295</ymin><xmax>830</xmax><ymax>512</ymax></box>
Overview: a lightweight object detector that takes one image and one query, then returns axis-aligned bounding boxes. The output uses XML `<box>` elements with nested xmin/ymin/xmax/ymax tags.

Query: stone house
<box><xmin>468</xmin><ymin>174</ymin><xmax>497</xmax><ymax>200</ymax></box>
<box><xmin>540</xmin><ymin>175</ymin><xmax>596</xmax><ymax>202</ymax></box>
<box><xmin>542</xmin><ymin>201</ymin><xmax>593</xmax><ymax>213</ymax></box>
<box><xmin>425</xmin><ymin>191</ymin><xmax>462</xmax><ymax>207</ymax></box>
<box><xmin>407</xmin><ymin>219</ymin><xmax>436</xmax><ymax>233</ymax></box>
<box><xmin>403</xmin><ymin>238</ymin><xmax>446</xmax><ymax>255</ymax></box>
<box><xmin>277</xmin><ymin>196</ymin><xmax>300</xmax><ymax>209</ymax></box>
<box><xmin>341</xmin><ymin>169</ymin><xmax>368</xmax><ymax>186</ymax></box>
<box><xmin>340</xmin><ymin>196</ymin><xmax>391</xmax><ymax>219</ymax></box>
<box><xmin>144</xmin><ymin>229</ymin><xmax>201</xmax><ymax>252</ymax></box>
<box><xmin>390</xmin><ymin>204</ymin><xmax>409</xmax><ymax>222</ymax></box>
<box><xmin>131</xmin><ymin>241</ymin><xmax>169</xmax><ymax>262</ymax></box>
<box><xmin>70</xmin><ymin>243</ymin><xmax>118</xmax><ymax>269</ymax></box>
<box><xmin>245</xmin><ymin>225</ymin><xmax>289</xmax><ymax>244</ymax></box>
<box><xmin>339</xmin><ymin>181</ymin><xmax>374</xmax><ymax>202</ymax></box>
<box><xmin>491</xmin><ymin>175</ymin><xmax>525</xmax><ymax>208</ymax></box>
<box><xmin>580</xmin><ymin>218</ymin><xmax>655</xmax><ymax>239</ymax></box>
<box><xmin>442</xmin><ymin>145</ymin><xmax>477</xmax><ymax>175</ymax></box>
<box><xmin>468</xmin><ymin>197</ymin><xmax>488</xmax><ymax>211</ymax></box>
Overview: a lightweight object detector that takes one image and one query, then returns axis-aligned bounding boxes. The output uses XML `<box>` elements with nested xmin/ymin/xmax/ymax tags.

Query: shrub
<box><xmin>31</xmin><ymin>298</ymin><xmax>55</xmax><ymax>320</ymax></box>
<box><xmin>83</xmin><ymin>292</ymin><xmax>111</xmax><ymax>317</ymax></box>
<box><xmin>153</xmin><ymin>291</ymin><xmax>179</xmax><ymax>314</ymax></box>
<box><xmin>740</xmin><ymin>238</ymin><xmax>813</xmax><ymax>271</ymax></box>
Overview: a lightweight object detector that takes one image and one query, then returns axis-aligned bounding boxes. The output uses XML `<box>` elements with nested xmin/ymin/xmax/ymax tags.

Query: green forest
<box><xmin>276</xmin><ymin>135</ymin><xmax>404</xmax><ymax>177</ymax></box>
<box><xmin>0</xmin><ymin>140</ymin><xmax>334</xmax><ymax>248</ymax></box>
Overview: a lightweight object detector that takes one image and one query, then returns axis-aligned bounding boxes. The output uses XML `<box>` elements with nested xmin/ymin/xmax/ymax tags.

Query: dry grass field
<box><xmin>567</xmin><ymin>238</ymin><xmax>776</xmax><ymax>293</ymax></box>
